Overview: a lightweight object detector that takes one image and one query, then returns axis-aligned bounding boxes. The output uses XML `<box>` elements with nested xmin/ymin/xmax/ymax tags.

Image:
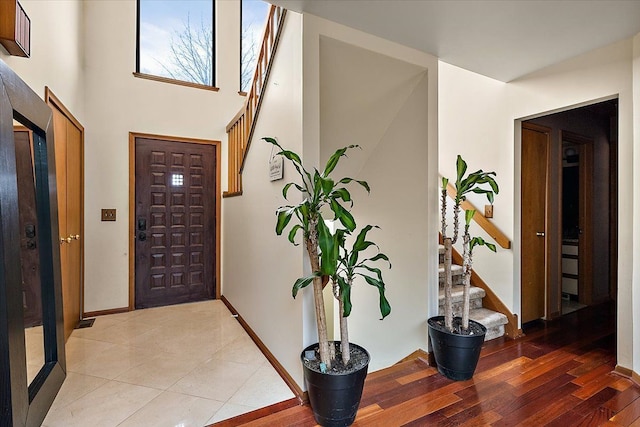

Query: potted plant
<box><xmin>264</xmin><ymin>137</ymin><xmax>391</xmax><ymax>426</ymax></box>
<box><xmin>428</xmin><ymin>155</ymin><xmax>498</xmax><ymax>381</ymax></box>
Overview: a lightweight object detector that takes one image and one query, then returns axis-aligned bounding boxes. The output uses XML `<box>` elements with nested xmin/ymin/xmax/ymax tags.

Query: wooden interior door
<box><xmin>135</xmin><ymin>136</ymin><xmax>216</xmax><ymax>309</ymax></box>
<box><xmin>47</xmin><ymin>90</ymin><xmax>84</xmax><ymax>341</ymax></box>
<box><xmin>521</xmin><ymin>123</ymin><xmax>551</xmax><ymax>323</ymax></box>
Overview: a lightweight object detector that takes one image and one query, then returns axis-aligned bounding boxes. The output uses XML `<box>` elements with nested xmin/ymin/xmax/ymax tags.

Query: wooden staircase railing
<box><xmin>445</xmin><ymin>182</ymin><xmax>511</xmax><ymax>249</ymax></box>
<box><xmin>224</xmin><ymin>5</ymin><xmax>286</xmax><ymax>197</ymax></box>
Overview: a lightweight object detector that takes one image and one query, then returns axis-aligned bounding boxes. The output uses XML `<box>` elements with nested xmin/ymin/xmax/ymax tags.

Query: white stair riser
<box><xmin>437</xmin><ymin>247</ymin><xmax>508</xmax><ymax>341</ymax></box>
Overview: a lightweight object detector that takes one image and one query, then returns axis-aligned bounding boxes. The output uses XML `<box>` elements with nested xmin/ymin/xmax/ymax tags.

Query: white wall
<box><xmin>318</xmin><ymin>36</ymin><xmax>431</xmax><ymax>371</ymax></box>
<box><xmin>222</xmin><ymin>12</ymin><xmax>306</xmax><ymax>387</ymax></box>
<box><xmin>439</xmin><ymin>37</ymin><xmax>636</xmax><ymax>370</ymax></box>
<box><xmin>304</xmin><ymin>15</ymin><xmax>440</xmax><ymax>373</ymax></box>
<box><xmin>632</xmin><ymin>33</ymin><xmax>640</xmax><ymax>377</ymax></box>
<box><xmin>0</xmin><ymin>0</ymin><xmax>84</xmax><ymax>119</ymax></box>
<box><xmin>81</xmin><ymin>0</ymin><xmax>245</xmax><ymax>312</ymax></box>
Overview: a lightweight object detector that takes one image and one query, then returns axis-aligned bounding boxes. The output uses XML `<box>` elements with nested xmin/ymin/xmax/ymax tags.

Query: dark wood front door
<box><xmin>135</xmin><ymin>136</ymin><xmax>216</xmax><ymax>308</ymax></box>
<box><xmin>521</xmin><ymin>123</ymin><xmax>551</xmax><ymax>323</ymax></box>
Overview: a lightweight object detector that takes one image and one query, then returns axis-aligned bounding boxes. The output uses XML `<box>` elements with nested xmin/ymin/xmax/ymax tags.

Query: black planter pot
<box><xmin>427</xmin><ymin>316</ymin><xmax>486</xmax><ymax>381</ymax></box>
<box><xmin>301</xmin><ymin>342</ymin><xmax>369</xmax><ymax>427</ymax></box>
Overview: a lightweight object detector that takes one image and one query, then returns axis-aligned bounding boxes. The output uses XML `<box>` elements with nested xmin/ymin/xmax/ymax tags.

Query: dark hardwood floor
<box><xmin>212</xmin><ymin>301</ymin><xmax>640</xmax><ymax>426</ymax></box>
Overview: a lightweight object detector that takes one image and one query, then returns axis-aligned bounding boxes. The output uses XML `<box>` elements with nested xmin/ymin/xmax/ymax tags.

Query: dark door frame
<box><xmin>518</xmin><ymin>97</ymin><xmax>619</xmax><ymax>324</ymax></box>
<box><xmin>0</xmin><ymin>60</ymin><xmax>66</xmax><ymax>426</ymax></box>
<box><xmin>128</xmin><ymin>132</ymin><xmax>221</xmax><ymax>310</ymax></box>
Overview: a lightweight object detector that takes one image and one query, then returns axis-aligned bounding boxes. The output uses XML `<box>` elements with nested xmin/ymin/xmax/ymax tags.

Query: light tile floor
<box><xmin>35</xmin><ymin>300</ymin><xmax>294</xmax><ymax>427</ymax></box>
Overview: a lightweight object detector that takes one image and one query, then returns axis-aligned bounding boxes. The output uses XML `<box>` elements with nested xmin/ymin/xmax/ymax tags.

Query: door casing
<box><xmin>128</xmin><ymin>132</ymin><xmax>221</xmax><ymax>310</ymax></box>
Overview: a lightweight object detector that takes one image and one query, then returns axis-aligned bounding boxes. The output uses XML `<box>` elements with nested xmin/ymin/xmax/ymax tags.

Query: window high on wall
<box><xmin>241</xmin><ymin>0</ymin><xmax>269</xmax><ymax>93</ymax></box>
<box><xmin>137</xmin><ymin>0</ymin><xmax>215</xmax><ymax>87</ymax></box>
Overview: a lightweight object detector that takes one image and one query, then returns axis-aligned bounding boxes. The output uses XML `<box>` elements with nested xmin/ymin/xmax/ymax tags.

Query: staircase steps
<box><xmin>437</xmin><ymin>245</ymin><xmax>507</xmax><ymax>341</ymax></box>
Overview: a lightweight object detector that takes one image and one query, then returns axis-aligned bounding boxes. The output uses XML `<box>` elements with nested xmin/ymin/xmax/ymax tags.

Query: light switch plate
<box><xmin>101</xmin><ymin>209</ymin><xmax>116</xmax><ymax>221</ymax></box>
<box><xmin>484</xmin><ymin>205</ymin><xmax>493</xmax><ymax>218</ymax></box>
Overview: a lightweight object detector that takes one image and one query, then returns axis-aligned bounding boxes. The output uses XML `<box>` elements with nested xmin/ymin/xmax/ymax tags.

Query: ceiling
<box><xmin>269</xmin><ymin>0</ymin><xmax>640</xmax><ymax>82</ymax></box>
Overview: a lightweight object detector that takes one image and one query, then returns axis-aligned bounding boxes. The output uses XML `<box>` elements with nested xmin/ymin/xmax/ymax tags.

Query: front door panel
<box><xmin>135</xmin><ymin>137</ymin><xmax>216</xmax><ymax>308</ymax></box>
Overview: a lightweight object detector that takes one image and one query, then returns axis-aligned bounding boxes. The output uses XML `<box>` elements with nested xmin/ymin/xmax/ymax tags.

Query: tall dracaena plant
<box><xmin>331</xmin><ymin>226</ymin><xmax>391</xmax><ymax>365</ymax></box>
<box><xmin>441</xmin><ymin>155</ymin><xmax>498</xmax><ymax>333</ymax></box>
<box><xmin>264</xmin><ymin>137</ymin><xmax>370</xmax><ymax>369</ymax></box>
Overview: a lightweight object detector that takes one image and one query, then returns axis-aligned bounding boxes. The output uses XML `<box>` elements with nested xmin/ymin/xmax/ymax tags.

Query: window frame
<box><xmin>135</xmin><ymin>0</ymin><xmax>218</xmax><ymax>91</ymax></box>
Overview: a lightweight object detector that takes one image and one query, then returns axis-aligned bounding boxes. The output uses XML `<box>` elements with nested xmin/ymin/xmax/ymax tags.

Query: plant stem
<box><xmin>441</xmin><ymin>188</ymin><xmax>448</xmax><ymax>237</ymax></box>
<box><xmin>306</xmin><ymin>218</ymin><xmax>333</xmax><ymax>368</ymax></box>
<box><xmin>462</xmin><ymin>233</ymin><xmax>471</xmax><ymax>331</ymax></box>
<box><xmin>444</xmin><ymin>237</ymin><xmax>453</xmax><ymax>332</ymax></box>
<box><xmin>339</xmin><ymin>291</ymin><xmax>350</xmax><ymax>365</ymax></box>
<box><xmin>452</xmin><ymin>204</ymin><xmax>460</xmax><ymax>244</ymax></box>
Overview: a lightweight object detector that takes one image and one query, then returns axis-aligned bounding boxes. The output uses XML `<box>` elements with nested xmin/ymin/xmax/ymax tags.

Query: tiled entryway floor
<box><xmin>40</xmin><ymin>300</ymin><xmax>294</xmax><ymax>427</ymax></box>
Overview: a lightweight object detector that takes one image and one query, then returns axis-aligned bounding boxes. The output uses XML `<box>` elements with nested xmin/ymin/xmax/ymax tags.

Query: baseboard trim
<box><xmin>614</xmin><ymin>364</ymin><xmax>640</xmax><ymax>386</ymax></box>
<box><xmin>396</xmin><ymin>349</ymin><xmax>429</xmax><ymax>364</ymax></box>
<box><xmin>221</xmin><ymin>295</ymin><xmax>307</xmax><ymax>403</ymax></box>
<box><xmin>83</xmin><ymin>306</ymin><xmax>130</xmax><ymax>318</ymax></box>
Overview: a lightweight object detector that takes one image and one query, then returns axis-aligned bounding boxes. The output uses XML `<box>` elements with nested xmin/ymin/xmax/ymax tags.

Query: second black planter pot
<box><xmin>427</xmin><ymin>316</ymin><xmax>486</xmax><ymax>381</ymax></box>
<box><xmin>301</xmin><ymin>342</ymin><xmax>369</xmax><ymax>427</ymax></box>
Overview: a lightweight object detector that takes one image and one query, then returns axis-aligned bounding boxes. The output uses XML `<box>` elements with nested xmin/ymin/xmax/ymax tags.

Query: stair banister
<box><xmin>224</xmin><ymin>5</ymin><xmax>286</xmax><ymax>198</ymax></box>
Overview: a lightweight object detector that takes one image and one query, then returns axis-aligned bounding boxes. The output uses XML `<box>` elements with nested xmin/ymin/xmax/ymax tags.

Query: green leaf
<box><xmin>320</xmin><ymin>177</ymin><xmax>335</xmax><ymax>197</ymax></box>
<box><xmin>465</xmin><ymin>209</ymin><xmax>475</xmax><ymax>226</ymax></box>
<box><xmin>469</xmin><ymin>236</ymin><xmax>497</xmax><ymax>253</ymax></box>
<box><xmin>361</xmin><ymin>264</ymin><xmax>384</xmax><ymax>282</ymax></box>
<box><xmin>338</xmin><ymin>276</ymin><xmax>352</xmax><ymax>317</ymax></box>
<box><xmin>292</xmin><ymin>275</ymin><xmax>315</xmax><ymax>298</ymax></box>
<box><xmin>348</xmin><ymin>250</ymin><xmax>359</xmax><ymax>268</ymax></box>
<box><xmin>279</xmin><ymin>149</ymin><xmax>302</xmax><ymax>166</ymax></box>
<box><xmin>338</xmin><ymin>178</ymin><xmax>370</xmax><ymax>194</ymax></box>
<box><xmin>323</xmin><ymin>147</ymin><xmax>348</xmax><ymax>176</ymax></box>
<box><xmin>332</xmin><ymin>188</ymin><xmax>352</xmax><ymax>203</ymax></box>
<box><xmin>368</xmin><ymin>252</ymin><xmax>391</xmax><ymax>267</ymax></box>
<box><xmin>275</xmin><ymin>208</ymin><xmax>293</xmax><ymax>235</ymax></box>
<box><xmin>282</xmin><ymin>182</ymin><xmax>294</xmax><ymax>199</ymax></box>
<box><xmin>456</xmin><ymin>155</ymin><xmax>467</xmax><ymax>185</ymax></box>
<box><xmin>442</xmin><ymin>177</ymin><xmax>449</xmax><ymax>189</ymax></box>
<box><xmin>330</xmin><ymin>199</ymin><xmax>356</xmax><ymax>232</ymax></box>
<box><xmin>287</xmin><ymin>224</ymin><xmax>302</xmax><ymax>245</ymax></box>
<box><xmin>356</xmin><ymin>180</ymin><xmax>370</xmax><ymax>193</ymax></box>
<box><xmin>318</xmin><ymin>218</ymin><xmax>338</xmax><ymax>276</ymax></box>
<box><xmin>353</xmin><ymin>225</ymin><xmax>376</xmax><ymax>252</ymax></box>
<box><xmin>312</xmin><ymin>169</ymin><xmax>322</xmax><ymax>200</ymax></box>
<box><xmin>363</xmin><ymin>275</ymin><xmax>391</xmax><ymax>319</ymax></box>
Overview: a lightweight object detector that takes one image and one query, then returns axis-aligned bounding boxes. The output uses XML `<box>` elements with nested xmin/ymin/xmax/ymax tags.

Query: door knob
<box><xmin>536</xmin><ymin>232</ymin><xmax>545</xmax><ymax>237</ymax></box>
<box><xmin>60</xmin><ymin>237</ymin><xmax>72</xmax><ymax>244</ymax></box>
<box><xmin>71</xmin><ymin>234</ymin><xmax>80</xmax><ymax>240</ymax></box>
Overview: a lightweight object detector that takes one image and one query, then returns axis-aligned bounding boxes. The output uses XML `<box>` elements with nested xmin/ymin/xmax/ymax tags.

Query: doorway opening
<box><xmin>520</xmin><ymin>98</ymin><xmax>618</xmax><ymax>323</ymax></box>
